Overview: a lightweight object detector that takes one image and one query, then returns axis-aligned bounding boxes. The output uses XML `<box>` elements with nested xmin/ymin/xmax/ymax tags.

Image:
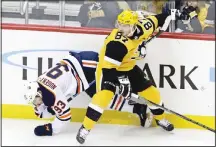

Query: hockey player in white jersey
<box><xmin>23</xmin><ymin>51</ymin><xmax>153</xmax><ymax>136</ymax></box>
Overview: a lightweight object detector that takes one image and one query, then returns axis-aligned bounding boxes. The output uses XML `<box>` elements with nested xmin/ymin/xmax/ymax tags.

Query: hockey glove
<box><xmin>137</xmin><ymin>41</ymin><xmax>147</xmax><ymax>59</ymax></box>
<box><xmin>34</xmin><ymin>123</ymin><xmax>53</xmax><ymax>136</ymax></box>
<box><xmin>118</xmin><ymin>75</ymin><xmax>131</xmax><ymax>100</ymax></box>
<box><xmin>179</xmin><ymin>6</ymin><xmax>197</xmax><ymax>21</ymax></box>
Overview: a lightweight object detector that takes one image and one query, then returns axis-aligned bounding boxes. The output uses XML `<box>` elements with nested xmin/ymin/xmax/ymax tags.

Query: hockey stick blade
<box><xmin>131</xmin><ymin>93</ymin><xmax>216</xmax><ymax>133</ymax></box>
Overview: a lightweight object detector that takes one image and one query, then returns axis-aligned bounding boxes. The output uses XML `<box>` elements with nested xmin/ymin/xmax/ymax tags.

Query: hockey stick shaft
<box><xmin>131</xmin><ymin>93</ymin><xmax>215</xmax><ymax>133</ymax></box>
<box><xmin>145</xmin><ymin>30</ymin><xmax>164</xmax><ymax>45</ymax></box>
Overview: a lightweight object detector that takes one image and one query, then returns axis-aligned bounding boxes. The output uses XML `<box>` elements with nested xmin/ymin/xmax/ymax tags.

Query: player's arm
<box><xmin>34</xmin><ymin>84</ymin><xmax>71</xmax><ymax>136</ymax></box>
<box><xmin>85</xmin><ymin>81</ymin><xmax>96</xmax><ymax>98</ymax></box>
<box><xmin>136</xmin><ymin>12</ymin><xmax>171</xmax><ymax>58</ymax></box>
<box><xmin>37</xmin><ymin>82</ymin><xmax>71</xmax><ymax>122</ymax></box>
<box><xmin>151</xmin><ymin>12</ymin><xmax>170</xmax><ymax>29</ymax></box>
<box><xmin>33</xmin><ymin>83</ymin><xmax>58</xmax><ymax>119</ymax></box>
<box><xmin>34</xmin><ymin>99</ymin><xmax>71</xmax><ymax>136</ymax></box>
<box><xmin>44</xmin><ymin>94</ymin><xmax>72</xmax><ymax>136</ymax></box>
<box><xmin>142</xmin><ymin>13</ymin><xmax>169</xmax><ymax>33</ymax></box>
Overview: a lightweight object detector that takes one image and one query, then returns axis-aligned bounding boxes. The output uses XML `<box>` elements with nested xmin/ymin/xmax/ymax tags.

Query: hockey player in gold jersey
<box><xmin>76</xmin><ymin>10</ymin><xmax>175</xmax><ymax>144</ymax></box>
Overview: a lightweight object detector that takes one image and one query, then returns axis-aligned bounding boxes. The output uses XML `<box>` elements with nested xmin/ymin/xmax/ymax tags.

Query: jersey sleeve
<box><xmin>138</xmin><ymin>15</ymin><xmax>159</xmax><ymax>40</ymax></box>
<box><xmin>50</xmin><ymin>88</ymin><xmax>72</xmax><ymax>134</ymax></box>
<box><xmin>138</xmin><ymin>13</ymin><xmax>170</xmax><ymax>40</ymax></box>
<box><xmin>103</xmin><ymin>41</ymin><xmax>128</xmax><ymax>69</ymax></box>
<box><xmin>147</xmin><ymin>12</ymin><xmax>170</xmax><ymax>28</ymax></box>
<box><xmin>52</xmin><ymin>89</ymin><xmax>72</xmax><ymax>122</ymax></box>
<box><xmin>145</xmin><ymin>15</ymin><xmax>159</xmax><ymax>32</ymax></box>
<box><xmin>140</xmin><ymin>13</ymin><xmax>169</xmax><ymax>34</ymax></box>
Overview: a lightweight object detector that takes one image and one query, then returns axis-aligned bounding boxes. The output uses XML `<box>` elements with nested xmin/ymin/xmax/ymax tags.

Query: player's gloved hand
<box><xmin>34</xmin><ymin>123</ymin><xmax>53</xmax><ymax>136</ymax></box>
<box><xmin>179</xmin><ymin>6</ymin><xmax>197</xmax><ymax>21</ymax></box>
<box><xmin>118</xmin><ymin>75</ymin><xmax>131</xmax><ymax>100</ymax></box>
<box><xmin>137</xmin><ymin>41</ymin><xmax>147</xmax><ymax>59</ymax></box>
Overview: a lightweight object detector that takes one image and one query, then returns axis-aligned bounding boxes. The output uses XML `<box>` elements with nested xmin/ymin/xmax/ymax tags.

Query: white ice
<box><xmin>2</xmin><ymin>118</ymin><xmax>215</xmax><ymax>146</ymax></box>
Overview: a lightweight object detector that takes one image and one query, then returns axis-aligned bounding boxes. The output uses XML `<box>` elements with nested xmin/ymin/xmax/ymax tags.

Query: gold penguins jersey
<box><xmin>98</xmin><ymin>15</ymin><xmax>159</xmax><ymax>72</ymax></box>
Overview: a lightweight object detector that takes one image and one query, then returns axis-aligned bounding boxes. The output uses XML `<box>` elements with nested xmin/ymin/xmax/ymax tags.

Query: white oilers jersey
<box><xmin>38</xmin><ymin>55</ymin><xmax>90</xmax><ymax>99</ymax></box>
<box><xmin>36</xmin><ymin>53</ymin><xmax>90</xmax><ymax>119</ymax></box>
<box><xmin>34</xmin><ymin>51</ymin><xmax>99</xmax><ymax>134</ymax></box>
<box><xmin>35</xmin><ymin>55</ymin><xmax>88</xmax><ymax>134</ymax></box>
<box><xmin>38</xmin><ymin>63</ymin><xmax>77</xmax><ymax>100</ymax></box>
<box><xmin>37</xmin><ymin>66</ymin><xmax>74</xmax><ymax>124</ymax></box>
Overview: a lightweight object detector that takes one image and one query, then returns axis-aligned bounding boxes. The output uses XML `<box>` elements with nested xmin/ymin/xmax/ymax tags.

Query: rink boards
<box><xmin>2</xmin><ymin>23</ymin><xmax>215</xmax><ymax>130</ymax></box>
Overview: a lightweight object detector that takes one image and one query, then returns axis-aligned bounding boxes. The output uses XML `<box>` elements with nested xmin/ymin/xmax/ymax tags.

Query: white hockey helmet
<box><xmin>23</xmin><ymin>81</ymin><xmax>42</xmax><ymax>106</ymax></box>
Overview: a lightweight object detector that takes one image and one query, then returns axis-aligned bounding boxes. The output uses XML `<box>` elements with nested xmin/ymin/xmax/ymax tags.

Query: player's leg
<box><xmin>128</xmin><ymin>99</ymin><xmax>153</xmax><ymax>127</ymax></box>
<box><xmin>76</xmin><ymin>68</ymin><xmax>116</xmax><ymax>144</ymax></box>
<box><xmin>108</xmin><ymin>93</ymin><xmax>153</xmax><ymax>127</ymax></box>
<box><xmin>82</xmin><ymin>90</ymin><xmax>114</xmax><ymax>129</ymax></box>
<box><xmin>86</xmin><ymin>80</ymin><xmax>153</xmax><ymax>128</ymax></box>
<box><xmin>85</xmin><ymin>80</ymin><xmax>96</xmax><ymax>98</ymax></box>
<box><xmin>128</xmin><ymin>65</ymin><xmax>174</xmax><ymax>131</ymax></box>
<box><xmin>70</xmin><ymin>51</ymin><xmax>99</xmax><ymax>84</ymax></box>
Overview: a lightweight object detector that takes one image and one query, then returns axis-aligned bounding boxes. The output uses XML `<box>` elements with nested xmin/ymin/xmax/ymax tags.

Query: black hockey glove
<box><xmin>180</xmin><ymin>6</ymin><xmax>197</xmax><ymax>21</ymax></box>
<box><xmin>34</xmin><ymin>123</ymin><xmax>53</xmax><ymax>136</ymax></box>
<box><xmin>118</xmin><ymin>75</ymin><xmax>131</xmax><ymax>100</ymax></box>
<box><xmin>137</xmin><ymin>41</ymin><xmax>147</xmax><ymax>59</ymax></box>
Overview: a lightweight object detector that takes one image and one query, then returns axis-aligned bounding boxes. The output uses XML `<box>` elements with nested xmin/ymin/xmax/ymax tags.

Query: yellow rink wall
<box><xmin>2</xmin><ymin>104</ymin><xmax>215</xmax><ymax>130</ymax></box>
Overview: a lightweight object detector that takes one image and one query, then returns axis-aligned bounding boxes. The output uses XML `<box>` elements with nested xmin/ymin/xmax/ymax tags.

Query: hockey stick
<box><xmin>131</xmin><ymin>93</ymin><xmax>216</xmax><ymax>133</ymax></box>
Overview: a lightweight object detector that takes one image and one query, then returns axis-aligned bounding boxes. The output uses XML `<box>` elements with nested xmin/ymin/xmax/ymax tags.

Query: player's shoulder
<box><xmin>106</xmin><ymin>29</ymin><xmax>129</xmax><ymax>46</ymax></box>
<box><xmin>105</xmin><ymin>40</ymin><xmax>128</xmax><ymax>57</ymax></box>
<box><xmin>138</xmin><ymin>15</ymin><xmax>157</xmax><ymax>25</ymax></box>
<box><xmin>106</xmin><ymin>33</ymin><xmax>127</xmax><ymax>51</ymax></box>
<box><xmin>37</xmin><ymin>78</ymin><xmax>56</xmax><ymax>106</ymax></box>
<box><xmin>107</xmin><ymin>29</ymin><xmax>119</xmax><ymax>40</ymax></box>
<box><xmin>137</xmin><ymin>16</ymin><xmax>154</xmax><ymax>25</ymax></box>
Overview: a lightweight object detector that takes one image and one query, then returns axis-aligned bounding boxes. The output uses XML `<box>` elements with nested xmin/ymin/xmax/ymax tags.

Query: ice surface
<box><xmin>2</xmin><ymin>118</ymin><xmax>215</xmax><ymax>146</ymax></box>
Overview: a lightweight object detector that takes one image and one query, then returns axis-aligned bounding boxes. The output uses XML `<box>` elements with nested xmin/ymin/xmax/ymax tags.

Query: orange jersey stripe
<box><xmin>82</xmin><ymin>62</ymin><xmax>97</xmax><ymax>66</ymax></box>
<box><xmin>60</xmin><ymin>60</ymin><xmax>67</xmax><ymax>65</ymax></box>
<box><xmin>59</xmin><ymin>112</ymin><xmax>71</xmax><ymax>119</ymax></box>
<box><xmin>61</xmin><ymin>60</ymin><xmax>81</xmax><ymax>93</ymax></box>
<box><xmin>75</xmin><ymin>74</ymin><xmax>81</xmax><ymax>93</ymax></box>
